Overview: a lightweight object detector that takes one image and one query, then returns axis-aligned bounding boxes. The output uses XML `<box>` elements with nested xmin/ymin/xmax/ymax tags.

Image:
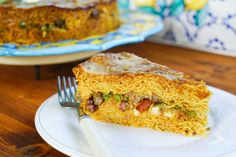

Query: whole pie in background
<box><xmin>0</xmin><ymin>0</ymin><xmax>120</xmax><ymax>44</ymax></box>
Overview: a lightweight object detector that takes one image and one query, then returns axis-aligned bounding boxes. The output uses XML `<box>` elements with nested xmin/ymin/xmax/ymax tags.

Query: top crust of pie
<box><xmin>81</xmin><ymin>52</ymin><xmax>184</xmax><ymax>80</ymax></box>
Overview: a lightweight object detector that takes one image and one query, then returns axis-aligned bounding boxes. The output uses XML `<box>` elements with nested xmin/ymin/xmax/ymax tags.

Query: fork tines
<box><xmin>57</xmin><ymin>76</ymin><xmax>79</xmax><ymax>107</ymax></box>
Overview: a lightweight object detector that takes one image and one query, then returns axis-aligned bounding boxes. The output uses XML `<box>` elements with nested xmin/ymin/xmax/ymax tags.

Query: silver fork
<box><xmin>57</xmin><ymin>76</ymin><xmax>114</xmax><ymax>157</ymax></box>
<box><xmin>57</xmin><ymin>76</ymin><xmax>80</xmax><ymax>107</ymax></box>
<box><xmin>57</xmin><ymin>76</ymin><xmax>82</xmax><ymax>119</ymax></box>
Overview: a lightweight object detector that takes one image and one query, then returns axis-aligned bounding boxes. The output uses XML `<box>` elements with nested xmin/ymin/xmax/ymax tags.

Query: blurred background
<box><xmin>120</xmin><ymin>0</ymin><xmax>236</xmax><ymax>57</ymax></box>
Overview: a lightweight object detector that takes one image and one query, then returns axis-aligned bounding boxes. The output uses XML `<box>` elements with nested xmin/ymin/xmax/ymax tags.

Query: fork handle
<box><xmin>80</xmin><ymin>117</ymin><xmax>114</xmax><ymax>157</ymax></box>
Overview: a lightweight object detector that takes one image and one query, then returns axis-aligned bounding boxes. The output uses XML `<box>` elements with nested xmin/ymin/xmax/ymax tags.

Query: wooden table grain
<box><xmin>0</xmin><ymin>42</ymin><xmax>236</xmax><ymax>157</ymax></box>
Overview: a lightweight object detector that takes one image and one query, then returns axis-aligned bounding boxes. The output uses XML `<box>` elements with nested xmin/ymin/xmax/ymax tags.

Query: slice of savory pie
<box><xmin>73</xmin><ymin>52</ymin><xmax>211</xmax><ymax>136</ymax></box>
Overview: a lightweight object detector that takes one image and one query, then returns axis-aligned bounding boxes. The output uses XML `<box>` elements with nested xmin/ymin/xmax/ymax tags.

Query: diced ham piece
<box><xmin>86</xmin><ymin>98</ymin><xmax>98</xmax><ymax>112</ymax></box>
<box><xmin>86</xmin><ymin>98</ymin><xmax>94</xmax><ymax>106</ymax></box>
<box><xmin>136</xmin><ymin>99</ymin><xmax>152</xmax><ymax>113</ymax></box>
<box><xmin>86</xmin><ymin>104</ymin><xmax>98</xmax><ymax>113</ymax></box>
<box><xmin>119</xmin><ymin>102</ymin><xmax>127</xmax><ymax>111</ymax></box>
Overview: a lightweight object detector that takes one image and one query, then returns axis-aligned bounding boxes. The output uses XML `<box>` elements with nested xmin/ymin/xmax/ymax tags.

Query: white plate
<box><xmin>35</xmin><ymin>86</ymin><xmax>236</xmax><ymax>157</ymax></box>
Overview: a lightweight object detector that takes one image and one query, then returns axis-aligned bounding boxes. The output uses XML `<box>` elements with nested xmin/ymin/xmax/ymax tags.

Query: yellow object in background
<box><xmin>130</xmin><ymin>0</ymin><xmax>208</xmax><ymax>11</ymax></box>
<box><xmin>185</xmin><ymin>0</ymin><xmax>208</xmax><ymax>10</ymax></box>
<box><xmin>132</xmin><ymin>0</ymin><xmax>156</xmax><ymax>7</ymax></box>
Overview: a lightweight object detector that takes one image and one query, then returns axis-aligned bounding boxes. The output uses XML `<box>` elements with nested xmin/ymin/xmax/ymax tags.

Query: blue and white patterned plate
<box><xmin>0</xmin><ymin>10</ymin><xmax>163</xmax><ymax>57</ymax></box>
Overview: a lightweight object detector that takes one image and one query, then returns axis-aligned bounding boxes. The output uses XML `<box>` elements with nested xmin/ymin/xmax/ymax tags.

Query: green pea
<box><xmin>41</xmin><ymin>25</ymin><xmax>48</xmax><ymax>32</ymax></box>
<box><xmin>41</xmin><ymin>24</ymin><xmax>54</xmax><ymax>32</ymax></box>
<box><xmin>49</xmin><ymin>23</ymin><xmax>55</xmax><ymax>30</ymax></box>
<box><xmin>103</xmin><ymin>93</ymin><xmax>112</xmax><ymax>101</ymax></box>
<box><xmin>114</xmin><ymin>94</ymin><xmax>122</xmax><ymax>102</ymax></box>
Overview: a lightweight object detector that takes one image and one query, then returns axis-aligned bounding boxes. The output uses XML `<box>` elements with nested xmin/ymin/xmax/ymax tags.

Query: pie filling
<box><xmin>84</xmin><ymin>92</ymin><xmax>198</xmax><ymax>119</ymax></box>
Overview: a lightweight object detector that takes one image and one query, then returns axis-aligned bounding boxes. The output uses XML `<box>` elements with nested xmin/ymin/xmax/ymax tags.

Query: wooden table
<box><xmin>0</xmin><ymin>42</ymin><xmax>236</xmax><ymax>157</ymax></box>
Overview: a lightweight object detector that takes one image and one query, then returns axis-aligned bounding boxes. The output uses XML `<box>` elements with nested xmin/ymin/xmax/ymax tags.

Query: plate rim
<box><xmin>0</xmin><ymin>51</ymin><xmax>99</xmax><ymax>66</ymax></box>
<box><xmin>35</xmin><ymin>86</ymin><xmax>236</xmax><ymax>157</ymax></box>
<box><xmin>35</xmin><ymin>93</ymin><xmax>93</xmax><ymax>157</ymax></box>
